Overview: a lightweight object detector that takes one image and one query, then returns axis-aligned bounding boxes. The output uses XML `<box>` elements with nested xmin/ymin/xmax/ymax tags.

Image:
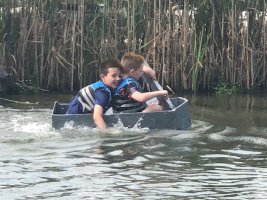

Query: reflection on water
<box><xmin>0</xmin><ymin>93</ymin><xmax>267</xmax><ymax>199</ymax></box>
<box><xmin>190</xmin><ymin>92</ymin><xmax>267</xmax><ymax>128</ymax></box>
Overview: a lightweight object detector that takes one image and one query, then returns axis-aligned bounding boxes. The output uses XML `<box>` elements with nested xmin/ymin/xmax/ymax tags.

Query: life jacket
<box><xmin>112</xmin><ymin>77</ymin><xmax>147</xmax><ymax>113</ymax></box>
<box><xmin>78</xmin><ymin>81</ymin><xmax>112</xmax><ymax>113</ymax></box>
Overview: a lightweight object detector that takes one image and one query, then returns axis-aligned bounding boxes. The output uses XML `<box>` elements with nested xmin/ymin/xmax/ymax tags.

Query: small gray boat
<box><xmin>52</xmin><ymin>97</ymin><xmax>191</xmax><ymax>130</ymax></box>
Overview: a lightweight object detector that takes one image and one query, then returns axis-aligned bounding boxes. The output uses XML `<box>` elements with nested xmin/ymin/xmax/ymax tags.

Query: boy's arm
<box><xmin>131</xmin><ymin>90</ymin><xmax>168</xmax><ymax>102</ymax></box>
<box><xmin>93</xmin><ymin>89</ymin><xmax>110</xmax><ymax>129</ymax></box>
<box><xmin>143</xmin><ymin>65</ymin><xmax>156</xmax><ymax>79</ymax></box>
<box><xmin>93</xmin><ymin>105</ymin><xmax>106</xmax><ymax>129</ymax></box>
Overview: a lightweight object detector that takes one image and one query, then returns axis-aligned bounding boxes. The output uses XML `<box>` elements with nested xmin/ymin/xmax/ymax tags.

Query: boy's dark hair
<box><xmin>121</xmin><ymin>52</ymin><xmax>144</xmax><ymax>73</ymax></box>
<box><xmin>99</xmin><ymin>59</ymin><xmax>123</xmax><ymax>75</ymax></box>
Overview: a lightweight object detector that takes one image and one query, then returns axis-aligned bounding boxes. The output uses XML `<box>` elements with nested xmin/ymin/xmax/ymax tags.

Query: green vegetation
<box><xmin>214</xmin><ymin>81</ymin><xmax>242</xmax><ymax>95</ymax></box>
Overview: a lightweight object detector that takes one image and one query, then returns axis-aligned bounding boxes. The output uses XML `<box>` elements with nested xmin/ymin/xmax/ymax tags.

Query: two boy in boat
<box><xmin>66</xmin><ymin>52</ymin><xmax>169</xmax><ymax>129</ymax></box>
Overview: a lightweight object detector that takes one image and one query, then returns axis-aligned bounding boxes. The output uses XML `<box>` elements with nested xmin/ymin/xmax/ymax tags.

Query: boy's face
<box><xmin>100</xmin><ymin>67</ymin><xmax>122</xmax><ymax>89</ymax></box>
<box><xmin>131</xmin><ymin>65</ymin><xmax>144</xmax><ymax>80</ymax></box>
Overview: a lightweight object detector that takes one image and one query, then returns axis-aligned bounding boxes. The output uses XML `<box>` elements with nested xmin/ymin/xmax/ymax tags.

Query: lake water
<box><xmin>1</xmin><ymin>92</ymin><xmax>267</xmax><ymax>199</ymax></box>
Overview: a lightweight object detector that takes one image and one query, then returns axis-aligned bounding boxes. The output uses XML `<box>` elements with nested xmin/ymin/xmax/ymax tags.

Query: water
<box><xmin>1</xmin><ymin>93</ymin><xmax>267</xmax><ymax>199</ymax></box>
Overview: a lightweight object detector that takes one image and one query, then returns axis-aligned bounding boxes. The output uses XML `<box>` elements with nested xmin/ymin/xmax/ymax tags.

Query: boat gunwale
<box><xmin>52</xmin><ymin>97</ymin><xmax>188</xmax><ymax>116</ymax></box>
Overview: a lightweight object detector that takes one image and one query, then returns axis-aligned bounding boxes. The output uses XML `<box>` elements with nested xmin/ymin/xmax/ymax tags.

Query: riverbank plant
<box><xmin>0</xmin><ymin>0</ymin><xmax>266</xmax><ymax>93</ymax></box>
<box><xmin>214</xmin><ymin>81</ymin><xmax>242</xmax><ymax>95</ymax></box>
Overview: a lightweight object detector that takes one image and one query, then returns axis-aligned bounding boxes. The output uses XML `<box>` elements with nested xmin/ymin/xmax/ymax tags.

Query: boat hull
<box><xmin>52</xmin><ymin>97</ymin><xmax>191</xmax><ymax>130</ymax></box>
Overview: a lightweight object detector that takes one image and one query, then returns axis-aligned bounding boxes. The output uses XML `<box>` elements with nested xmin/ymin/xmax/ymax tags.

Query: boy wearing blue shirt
<box><xmin>67</xmin><ymin>59</ymin><xmax>123</xmax><ymax>129</ymax></box>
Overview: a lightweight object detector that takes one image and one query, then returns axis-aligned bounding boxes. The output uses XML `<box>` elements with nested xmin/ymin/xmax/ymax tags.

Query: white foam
<box><xmin>208</xmin><ymin>126</ymin><xmax>237</xmax><ymax>141</ymax></box>
<box><xmin>107</xmin><ymin>150</ymin><xmax>123</xmax><ymax>156</ymax></box>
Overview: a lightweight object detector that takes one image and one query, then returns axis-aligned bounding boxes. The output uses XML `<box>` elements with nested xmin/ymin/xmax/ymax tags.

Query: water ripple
<box><xmin>1</xmin><ymin>106</ymin><xmax>267</xmax><ymax>199</ymax></box>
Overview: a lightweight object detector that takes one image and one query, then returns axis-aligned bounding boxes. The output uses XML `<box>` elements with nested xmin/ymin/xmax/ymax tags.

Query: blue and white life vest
<box><xmin>78</xmin><ymin>81</ymin><xmax>112</xmax><ymax>112</ymax></box>
<box><xmin>112</xmin><ymin>77</ymin><xmax>147</xmax><ymax>113</ymax></box>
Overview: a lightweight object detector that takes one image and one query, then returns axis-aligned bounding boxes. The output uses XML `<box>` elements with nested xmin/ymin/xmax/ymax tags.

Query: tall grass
<box><xmin>0</xmin><ymin>0</ymin><xmax>267</xmax><ymax>92</ymax></box>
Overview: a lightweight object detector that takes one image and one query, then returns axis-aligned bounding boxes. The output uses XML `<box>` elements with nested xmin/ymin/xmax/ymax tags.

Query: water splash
<box><xmin>0</xmin><ymin>109</ymin><xmax>59</xmax><ymax>143</ymax></box>
<box><xmin>111</xmin><ymin>115</ymin><xmax>150</xmax><ymax>133</ymax></box>
<box><xmin>60</xmin><ymin>119</ymin><xmax>149</xmax><ymax>136</ymax></box>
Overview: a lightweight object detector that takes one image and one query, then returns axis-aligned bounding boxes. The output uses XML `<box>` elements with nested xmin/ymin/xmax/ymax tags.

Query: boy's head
<box><xmin>121</xmin><ymin>52</ymin><xmax>145</xmax><ymax>80</ymax></box>
<box><xmin>99</xmin><ymin>59</ymin><xmax>123</xmax><ymax>89</ymax></box>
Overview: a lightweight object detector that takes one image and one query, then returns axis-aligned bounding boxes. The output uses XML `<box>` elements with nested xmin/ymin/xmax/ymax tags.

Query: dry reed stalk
<box><xmin>112</xmin><ymin>0</ymin><xmax>118</xmax><ymax>58</ymax></box>
<box><xmin>79</xmin><ymin>0</ymin><xmax>85</xmax><ymax>88</ymax></box>
<box><xmin>101</xmin><ymin>0</ymin><xmax>107</xmax><ymax>59</ymax></box>
<box><xmin>171</xmin><ymin>4</ymin><xmax>181</xmax><ymax>92</ymax></box>
<box><xmin>153</xmin><ymin>0</ymin><xmax>156</xmax><ymax>69</ymax></box>
<box><xmin>166</xmin><ymin>0</ymin><xmax>172</xmax><ymax>88</ymax></box>
<box><xmin>250</xmin><ymin>47</ymin><xmax>254</xmax><ymax>88</ymax></box>
<box><xmin>240</xmin><ymin>26</ymin><xmax>246</xmax><ymax>88</ymax></box>
<box><xmin>233</xmin><ymin>6</ymin><xmax>237</xmax><ymax>85</ymax></box>
<box><xmin>228</xmin><ymin>2</ymin><xmax>235</xmax><ymax>85</ymax></box>
<box><xmin>246</xmin><ymin>25</ymin><xmax>250</xmax><ymax>90</ymax></box>
<box><xmin>132</xmin><ymin>0</ymin><xmax>136</xmax><ymax>52</ymax></box>
<box><xmin>0</xmin><ymin>42</ymin><xmax>3</xmax><ymax>66</ymax></box>
<box><xmin>263</xmin><ymin>7</ymin><xmax>266</xmax><ymax>87</ymax></box>
<box><xmin>40</xmin><ymin>10</ymin><xmax>44</xmax><ymax>88</ymax></box>
<box><xmin>181</xmin><ymin>0</ymin><xmax>189</xmax><ymax>90</ymax></box>
<box><xmin>160</xmin><ymin>1</ymin><xmax>170</xmax><ymax>88</ymax></box>
<box><xmin>158</xmin><ymin>0</ymin><xmax>163</xmax><ymax>86</ymax></box>
<box><xmin>71</xmin><ymin>0</ymin><xmax>77</xmax><ymax>91</ymax></box>
<box><xmin>33</xmin><ymin>8</ymin><xmax>39</xmax><ymax>87</ymax></box>
<box><xmin>221</xmin><ymin>9</ymin><xmax>225</xmax><ymax>81</ymax></box>
<box><xmin>1</xmin><ymin>0</ymin><xmax>267</xmax><ymax>92</ymax></box>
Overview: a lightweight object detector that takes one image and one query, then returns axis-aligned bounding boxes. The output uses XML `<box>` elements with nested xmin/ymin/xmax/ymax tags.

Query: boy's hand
<box><xmin>143</xmin><ymin>65</ymin><xmax>156</xmax><ymax>79</ymax></box>
<box><xmin>160</xmin><ymin>90</ymin><xmax>169</xmax><ymax>99</ymax></box>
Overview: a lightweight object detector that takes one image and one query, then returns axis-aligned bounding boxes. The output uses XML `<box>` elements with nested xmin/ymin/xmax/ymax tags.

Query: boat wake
<box><xmin>208</xmin><ymin>125</ymin><xmax>267</xmax><ymax>146</ymax></box>
<box><xmin>0</xmin><ymin>108</ymin><xmax>59</xmax><ymax>143</ymax></box>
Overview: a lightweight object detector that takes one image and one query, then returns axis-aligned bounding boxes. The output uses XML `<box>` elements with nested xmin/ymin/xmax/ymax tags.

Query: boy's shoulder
<box><xmin>123</xmin><ymin>76</ymin><xmax>139</xmax><ymax>84</ymax></box>
<box><xmin>118</xmin><ymin>77</ymin><xmax>136</xmax><ymax>87</ymax></box>
<box><xmin>91</xmin><ymin>80</ymin><xmax>109</xmax><ymax>90</ymax></box>
<box><xmin>117</xmin><ymin>77</ymin><xmax>141</xmax><ymax>92</ymax></box>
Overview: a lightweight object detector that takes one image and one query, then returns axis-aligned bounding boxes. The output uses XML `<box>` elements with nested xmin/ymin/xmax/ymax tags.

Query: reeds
<box><xmin>0</xmin><ymin>0</ymin><xmax>267</xmax><ymax>92</ymax></box>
